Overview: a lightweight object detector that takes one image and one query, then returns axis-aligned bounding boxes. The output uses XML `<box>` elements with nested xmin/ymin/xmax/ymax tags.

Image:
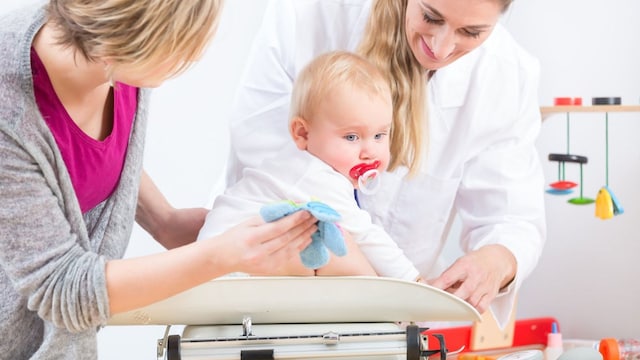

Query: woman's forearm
<box><xmin>135</xmin><ymin>170</ymin><xmax>172</xmax><ymax>241</ymax></box>
<box><xmin>105</xmin><ymin>239</ymin><xmax>223</xmax><ymax>314</ymax></box>
<box><xmin>136</xmin><ymin>170</ymin><xmax>207</xmax><ymax>249</ymax></box>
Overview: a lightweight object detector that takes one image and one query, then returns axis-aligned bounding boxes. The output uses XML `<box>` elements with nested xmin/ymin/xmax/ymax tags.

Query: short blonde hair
<box><xmin>47</xmin><ymin>0</ymin><xmax>224</xmax><ymax>78</ymax></box>
<box><xmin>290</xmin><ymin>51</ymin><xmax>391</xmax><ymax>122</ymax></box>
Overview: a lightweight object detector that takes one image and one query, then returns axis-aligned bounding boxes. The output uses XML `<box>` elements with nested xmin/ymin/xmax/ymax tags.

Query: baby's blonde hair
<box><xmin>290</xmin><ymin>51</ymin><xmax>391</xmax><ymax>122</ymax></box>
<box><xmin>47</xmin><ymin>0</ymin><xmax>224</xmax><ymax>78</ymax></box>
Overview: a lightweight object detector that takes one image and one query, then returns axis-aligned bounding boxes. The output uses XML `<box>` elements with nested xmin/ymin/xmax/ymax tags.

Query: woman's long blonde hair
<box><xmin>357</xmin><ymin>0</ymin><xmax>426</xmax><ymax>176</ymax></box>
<box><xmin>357</xmin><ymin>0</ymin><xmax>514</xmax><ymax>176</ymax></box>
<box><xmin>47</xmin><ymin>0</ymin><xmax>224</xmax><ymax>78</ymax></box>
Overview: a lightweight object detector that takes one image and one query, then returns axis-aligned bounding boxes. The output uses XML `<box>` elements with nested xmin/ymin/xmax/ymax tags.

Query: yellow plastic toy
<box><xmin>595</xmin><ymin>187</ymin><xmax>614</xmax><ymax>220</ymax></box>
<box><xmin>595</xmin><ymin>185</ymin><xmax>624</xmax><ymax>220</ymax></box>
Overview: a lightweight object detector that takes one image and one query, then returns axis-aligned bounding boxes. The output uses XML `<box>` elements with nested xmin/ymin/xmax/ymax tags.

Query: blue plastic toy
<box><xmin>260</xmin><ymin>200</ymin><xmax>347</xmax><ymax>269</ymax></box>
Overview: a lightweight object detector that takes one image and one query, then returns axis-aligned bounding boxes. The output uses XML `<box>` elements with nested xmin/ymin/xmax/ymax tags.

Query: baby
<box><xmin>198</xmin><ymin>51</ymin><xmax>421</xmax><ymax>281</ymax></box>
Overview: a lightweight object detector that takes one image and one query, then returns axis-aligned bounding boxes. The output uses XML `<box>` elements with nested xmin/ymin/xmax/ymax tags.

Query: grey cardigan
<box><xmin>0</xmin><ymin>4</ymin><xmax>149</xmax><ymax>359</ymax></box>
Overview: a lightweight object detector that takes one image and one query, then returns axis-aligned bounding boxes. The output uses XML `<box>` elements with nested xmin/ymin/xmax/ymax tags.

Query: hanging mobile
<box><xmin>548</xmin><ymin>153</ymin><xmax>593</xmax><ymax>205</ymax></box>
<box><xmin>595</xmin><ymin>111</ymin><xmax>624</xmax><ymax>219</ymax></box>
<box><xmin>547</xmin><ymin>99</ymin><xmax>580</xmax><ymax>195</ymax></box>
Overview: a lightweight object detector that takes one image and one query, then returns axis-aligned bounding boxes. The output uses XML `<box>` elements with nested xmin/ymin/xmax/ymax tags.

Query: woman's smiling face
<box><xmin>405</xmin><ymin>0</ymin><xmax>504</xmax><ymax>70</ymax></box>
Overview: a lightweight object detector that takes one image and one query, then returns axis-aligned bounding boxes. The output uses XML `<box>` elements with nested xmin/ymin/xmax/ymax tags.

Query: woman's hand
<box><xmin>427</xmin><ymin>244</ymin><xmax>516</xmax><ymax>314</ymax></box>
<box><xmin>207</xmin><ymin>211</ymin><xmax>317</xmax><ymax>276</ymax></box>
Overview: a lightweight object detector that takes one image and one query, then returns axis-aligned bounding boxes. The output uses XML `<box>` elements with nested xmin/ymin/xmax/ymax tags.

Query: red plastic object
<box><xmin>554</xmin><ymin>97</ymin><xmax>572</xmax><ymax>106</ymax></box>
<box><xmin>549</xmin><ymin>180</ymin><xmax>577</xmax><ymax>190</ymax></box>
<box><xmin>423</xmin><ymin>317</ymin><xmax>559</xmax><ymax>353</ymax></box>
<box><xmin>349</xmin><ymin>160</ymin><xmax>380</xmax><ymax>180</ymax></box>
<box><xmin>553</xmin><ymin>97</ymin><xmax>582</xmax><ymax>106</ymax></box>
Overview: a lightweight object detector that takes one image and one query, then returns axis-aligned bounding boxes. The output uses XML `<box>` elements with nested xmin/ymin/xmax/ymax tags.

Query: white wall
<box><xmin>2</xmin><ymin>1</ymin><xmax>639</xmax><ymax>358</ymax></box>
<box><xmin>502</xmin><ymin>0</ymin><xmax>640</xmax><ymax>340</ymax></box>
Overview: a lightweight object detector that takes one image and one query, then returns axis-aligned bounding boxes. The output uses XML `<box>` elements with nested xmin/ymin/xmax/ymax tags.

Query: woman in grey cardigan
<box><xmin>0</xmin><ymin>0</ymin><xmax>316</xmax><ymax>358</ymax></box>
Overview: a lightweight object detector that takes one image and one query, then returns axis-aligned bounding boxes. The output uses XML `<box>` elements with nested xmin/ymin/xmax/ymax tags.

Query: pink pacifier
<box><xmin>349</xmin><ymin>160</ymin><xmax>381</xmax><ymax>194</ymax></box>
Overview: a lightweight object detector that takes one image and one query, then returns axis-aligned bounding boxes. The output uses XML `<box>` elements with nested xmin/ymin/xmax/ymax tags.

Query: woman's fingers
<box><xmin>216</xmin><ymin>211</ymin><xmax>318</xmax><ymax>275</ymax></box>
<box><xmin>428</xmin><ymin>246</ymin><xmax>513</xmax><ymax>314</ymax></box>
<box><xmin>261</xmin><ymin>211</ymin><xmax>316</xmax><ymax>253</ymax></box>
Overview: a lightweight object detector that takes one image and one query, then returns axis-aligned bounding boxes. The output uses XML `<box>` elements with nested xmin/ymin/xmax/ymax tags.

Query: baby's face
<box><xmin>304</xmin><ymin>86</ymin><xmax>392</xmax><ymax>188</ymax></box>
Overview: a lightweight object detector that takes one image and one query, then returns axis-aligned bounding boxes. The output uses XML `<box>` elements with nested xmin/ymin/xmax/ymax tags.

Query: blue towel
<box><xmin>260</xmin><ymin>200</ymin><xmax>347</xmax><ymax>269</ymax></box>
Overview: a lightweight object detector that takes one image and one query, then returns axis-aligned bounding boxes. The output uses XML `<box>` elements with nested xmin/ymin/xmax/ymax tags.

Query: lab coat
<box><xmin>226</xmin><ymin>0</ymin><xmax>546</xmax><ymax>325</ymax></box>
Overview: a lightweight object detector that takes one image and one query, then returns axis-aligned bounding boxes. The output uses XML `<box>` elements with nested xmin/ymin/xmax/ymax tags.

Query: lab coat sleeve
<box><xmin>454</xmin><ymin>51</ymin><xmax>546</xmax><ymax>327</ymax></box>
<box><xmin>339</xmin><ymin>205</ymin><xmax>421</xmax><ymax>281</ymax></box>
<box><xmin>352</xmin><ymin>224</ymin><xmax>421</xmax><ymax>281</ymax></box>
<box><xmin>226</xmin><ymin>0</ymin><xmax>298</xmax><ymax>184</ymax></box>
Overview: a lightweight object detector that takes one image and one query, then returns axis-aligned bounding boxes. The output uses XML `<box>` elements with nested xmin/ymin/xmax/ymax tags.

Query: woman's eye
<box><xmin>462</xmin><ymin>29</ymin><xmax>481</xmax><ymax>39</ymax></box>
<box><xmin>423</xmin><ymin>11</ymin><xmax>443</xmax><ymax>25</ymax></box>
<box><xmin>344</xmin><ymin>134</ymin><xmax>358</xmax><ymax>142</ymax></box>
<box><xmin>374</xmin><ymin>133</ymin><xmax>386</xmax><ymax>140</ymax></box>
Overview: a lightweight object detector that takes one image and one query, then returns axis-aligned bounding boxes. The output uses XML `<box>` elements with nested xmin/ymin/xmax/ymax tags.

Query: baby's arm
<box><xmin>315</xmin><ymin>230</ymin><xmax>377</xmax><ymax>276</ymax></box>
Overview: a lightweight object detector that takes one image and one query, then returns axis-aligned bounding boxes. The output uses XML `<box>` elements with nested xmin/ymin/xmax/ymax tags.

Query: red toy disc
<box><xmin>550</xmin><ymin>180</ymin><xmax>577</xmax><ymax>190</ymax></box>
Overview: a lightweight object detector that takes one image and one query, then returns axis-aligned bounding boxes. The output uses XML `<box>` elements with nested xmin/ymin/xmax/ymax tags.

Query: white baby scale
<box><xmin>107</xmin><ymin>276</ymin><xmax>481</xmax><ymax>359</ymax></box>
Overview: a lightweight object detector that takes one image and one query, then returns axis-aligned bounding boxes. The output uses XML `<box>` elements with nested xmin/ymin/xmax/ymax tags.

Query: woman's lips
<box><xmin>420</xmin><ymin>36</ymin><xmax>438</xmax><ymax>60</ymax></box>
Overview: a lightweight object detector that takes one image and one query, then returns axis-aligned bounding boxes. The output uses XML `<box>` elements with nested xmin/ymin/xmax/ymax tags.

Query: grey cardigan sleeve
<box><xmin>0</xmin><ymin>126</ymin><xmax>111</xmax><ymax>331</ymax></box>
<box><xmin>0</xmin><ymin>89</ymin><xmax>149</xmax><ymax>333</ymax></box>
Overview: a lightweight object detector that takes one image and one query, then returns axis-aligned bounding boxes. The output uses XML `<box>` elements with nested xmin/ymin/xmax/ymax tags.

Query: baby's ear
<box><xmin>290</xmin><ymin>116</ymin><xmax>310</xmax><ymax>150</ymax></box>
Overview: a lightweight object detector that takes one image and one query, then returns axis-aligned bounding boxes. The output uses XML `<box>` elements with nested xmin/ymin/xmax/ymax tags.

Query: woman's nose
<box><xmin>431</xmin><ymin>29</ymin><xmax>456</xmax><ymax>60</ymax></box>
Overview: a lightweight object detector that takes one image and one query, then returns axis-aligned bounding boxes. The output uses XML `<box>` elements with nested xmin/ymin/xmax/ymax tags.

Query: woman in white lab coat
<box><xmin>226</xmin><ymin>0</ymin><xmax>546</xmax><ymax>324</ymax></box>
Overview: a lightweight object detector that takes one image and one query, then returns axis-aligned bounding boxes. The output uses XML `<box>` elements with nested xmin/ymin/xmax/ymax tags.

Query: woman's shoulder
<box><xmin>430</xmin><ymin>24</ymin><xmax>540</xmax><ymax>111</ymax></box>
<box><xmin>275</xmin><ymin>0</ymin><xmax>370</xmax><ymax>9</ymax></box>
<box><xmin>266</xmin><ymin>0</ymin><xmax>370</xmax><ymax>53</ymax></box>
<box><xmin>0</xmin><ymin>5</ymin><xmax>46</xmax><ymax>129</ymax></box>
<box><xmin>267</xmin><ymin>0</ymin><xmax>370</xmax><ymax>19</ymax></box>
<box><xmin>480</xmin><ymin>23</ymin><xmax>540</xmax><ymax>72</ymax></box>
<box><xmin>0</xmin><ymin>4</ymin><xmax>45</xmax><ymax>48</ymax></box>
<box><xmin>436</xmin><ymin>24</ymin><xmax>539</xmax><ymax>93</ymax></box>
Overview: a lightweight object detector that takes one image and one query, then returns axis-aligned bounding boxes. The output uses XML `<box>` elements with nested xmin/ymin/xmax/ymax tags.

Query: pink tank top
<box><xmin>31</xmin><ymin>48</ymin><xmax>138</xmax><ymax>213</ymax></box>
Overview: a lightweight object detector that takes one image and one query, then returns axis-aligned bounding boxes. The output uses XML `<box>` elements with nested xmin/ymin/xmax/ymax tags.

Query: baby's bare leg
<box><xmin>261</xmin><ymin>255</ymin><xmax>314</xmax><ymax>276</ymax></box>
<box><xmin>315</xmin><ymin>231</ymin><xmax>377</xmax><ymax>276</ymax></box>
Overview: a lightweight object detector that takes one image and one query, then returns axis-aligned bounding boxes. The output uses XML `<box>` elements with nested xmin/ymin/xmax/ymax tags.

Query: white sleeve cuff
<box><xmin>488</xmin><ymin>276</ymin><xmax>518</xmax><ymax>330</ymax></box>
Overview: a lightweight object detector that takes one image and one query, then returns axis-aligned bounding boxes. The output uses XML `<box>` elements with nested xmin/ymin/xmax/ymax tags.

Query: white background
<box><xmin>2</xmin><ymin>0</ymin><xmax>639</xmax><ymax>358</ymax></box>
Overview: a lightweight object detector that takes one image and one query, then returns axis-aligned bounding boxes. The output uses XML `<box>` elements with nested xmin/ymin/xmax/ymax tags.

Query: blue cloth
<box><xmin>260</xmin><ymin>201</ymin><xmax>347</xmax><ymax>269</ymax></box>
